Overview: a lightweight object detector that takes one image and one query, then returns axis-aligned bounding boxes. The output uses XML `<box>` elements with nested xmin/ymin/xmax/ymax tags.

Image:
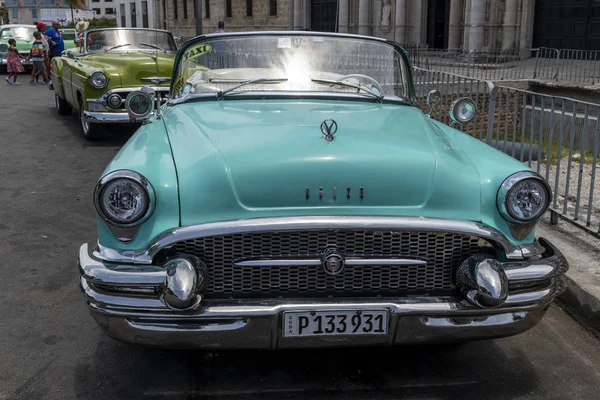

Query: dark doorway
<box><xmin>533</xmin><ymin>0</ymin><xmax>600</xmax><ymax>51</ymax></box>
<box><xmin>311</xmin><ymin>0</ymin><xmax>338</xmax><ymax>32</ymax></box>
<box><xmin>426</xmin><ymin>0</ymin><xmax>450</xmax><ymax>49</ymax></box>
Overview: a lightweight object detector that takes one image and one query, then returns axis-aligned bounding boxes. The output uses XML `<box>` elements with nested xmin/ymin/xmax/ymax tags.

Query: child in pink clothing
<box><xmin>5</xmin><ymin>39</ymin><xmax>26</xmax><ymax>85</ymax></box>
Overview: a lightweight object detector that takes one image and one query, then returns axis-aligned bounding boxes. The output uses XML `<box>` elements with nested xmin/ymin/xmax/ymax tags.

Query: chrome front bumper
<box><xmin>82</xmin><ymin>111</ymin><xmax>138</xmax><ymax>124</ymax></box>
<box><xmin>78</xmin><ymin>232</ymin><xmax>568</xmax><ymax>349</ymax></box>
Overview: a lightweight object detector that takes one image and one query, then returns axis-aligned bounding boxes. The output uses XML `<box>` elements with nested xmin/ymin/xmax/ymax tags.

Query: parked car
<box><xmin>61</xmin><ymin>28</ymin><xmax>77</xmax><ymax>51</ymax></box>
<box><xmin>78</xmin><ymin>31</ymin><xmax>568</xmax><ymax>349</ymax></box>
<box><xmin>0</xmin><ymin>24</ymin><xmax>36</xmax><ymax>72</ymax></box>
<box><xmin>50</xmin><ymin>27</ymin><xmax>177</xmax><ymax>140</ymax></box>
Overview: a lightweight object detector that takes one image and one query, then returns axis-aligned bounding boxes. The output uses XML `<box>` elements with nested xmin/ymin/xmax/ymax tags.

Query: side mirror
<box><xmin>449</xmin><ymin>98</ymin><xmax>478</xmax><ymax>126</ymax></box>
<box><xmin>125</xmin><ymin>86</ymin><xmax>156</xmax><ymax>122</ymax></box>
<box><xmin>425</xmin><ymin>89</ymin><xmax>441</xmax><ymax>118</ymax></box>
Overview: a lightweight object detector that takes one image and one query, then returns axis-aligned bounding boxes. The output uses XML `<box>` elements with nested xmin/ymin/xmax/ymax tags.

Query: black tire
<box><xmin>79</xmin><ymin>100</ymin><xmax>105</xmax><ymax>141</ymax></box>
<box><xmin>55</xmin><ymin>94</ymin><xmax>72</xmax><ymax>116</ymax></box>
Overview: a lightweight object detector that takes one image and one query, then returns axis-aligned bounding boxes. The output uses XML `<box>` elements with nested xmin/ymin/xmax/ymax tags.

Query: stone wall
<box><xmin>161</xmin><ymin>0</ymin><xmax>292</xmax><ymax>40</ymax></box>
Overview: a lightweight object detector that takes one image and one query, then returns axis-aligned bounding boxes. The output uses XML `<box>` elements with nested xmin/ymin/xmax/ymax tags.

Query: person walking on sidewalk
<box><xmin>4</xmin><ymin>39</ymin><xmax>26</xmax><ymax>85</ymax></box>
<box><xmin>28</xmin><ymin>32</ymin><xmax>51</xmax><ymax>86</ymax></box>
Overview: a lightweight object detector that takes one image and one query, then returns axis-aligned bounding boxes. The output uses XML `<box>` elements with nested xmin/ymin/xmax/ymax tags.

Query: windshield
<box><xmin>1</xmin><ymin>27</ymin><xmax>36</xmax><ymax>41</ymax></box>
<box><xmin>172</xmin><ymin>33</ymin><xmax>412</xmax><ymax>101</ymax></box>
<box><xmin>85</xmin><ymin>29</ymin><xmax>177</xmax><ymax>53</ymax></box>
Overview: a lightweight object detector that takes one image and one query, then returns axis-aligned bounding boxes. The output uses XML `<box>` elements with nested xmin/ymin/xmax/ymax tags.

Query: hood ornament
<box><xmin>320</xmin><ymin>119</ymin><xmax>338</xmax><ymax>142</ymax></box>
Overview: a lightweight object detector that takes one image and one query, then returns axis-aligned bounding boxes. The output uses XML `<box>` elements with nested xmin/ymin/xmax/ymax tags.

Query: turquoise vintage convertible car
<box><xmin>78</xmin><ymin>32</ymin><xmax>568</xmax><ymax>349</ymax></box>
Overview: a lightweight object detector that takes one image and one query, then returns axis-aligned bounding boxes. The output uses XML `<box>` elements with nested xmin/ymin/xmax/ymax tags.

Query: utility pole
<box><xmin>195</xmin><ymin>0</ymin><xmax>203</xmax><ymax>35</ymax></box>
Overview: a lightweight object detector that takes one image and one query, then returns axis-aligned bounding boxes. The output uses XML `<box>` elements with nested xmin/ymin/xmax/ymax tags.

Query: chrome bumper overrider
<box><xmin>78</xmin><ymin>222</ymin><xmax>568</xmax><ymax>349</ymax></box>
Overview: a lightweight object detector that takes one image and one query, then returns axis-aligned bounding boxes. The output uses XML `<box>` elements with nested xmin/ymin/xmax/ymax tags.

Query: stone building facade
<box><xmin>156</xmin><ymin>0</ymin><xmax>536</xmax><ymax>53</ymax></box>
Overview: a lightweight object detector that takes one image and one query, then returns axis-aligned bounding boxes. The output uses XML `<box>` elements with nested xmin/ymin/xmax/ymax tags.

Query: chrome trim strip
<box><xmin>346</xmin><ymin>258</ymin><xmax>428</xmax><ymax>266</ymax></box>
<box><xmin>92</xmin><ymin>216</ymin><xmax>536</xmax><ymax>264</ymax></box>
<box><xmin>235</xmin><ymin>259</ymin><xmax>322</xmax><ymax>267</ymax></box>
<box><xmin>233</xmin><ymin>258</ymin><xmax>428</xmax><ymax>267</ymax></box>
<box><xmin>81</xmin><ymin>275</ymin><xmax>559</xmax><ymax>318</ymax></box>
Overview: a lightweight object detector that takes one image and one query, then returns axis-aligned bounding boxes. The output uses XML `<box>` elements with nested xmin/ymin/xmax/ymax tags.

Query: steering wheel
<box><xmin>338</xmin><ymin>74</ymin><xmax>385</xmax><ymax>95</ymax></box>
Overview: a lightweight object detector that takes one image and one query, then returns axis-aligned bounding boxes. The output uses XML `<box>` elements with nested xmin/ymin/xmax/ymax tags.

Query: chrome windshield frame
<box><xmin>83</xmin><ymin>27</ymin><xmax>178</xmax><ymax>55</ymax></box>
<box><xmin>170</xmin><ymin>31</ymin><xmax>417</xmax><ymax>103</ymax></box>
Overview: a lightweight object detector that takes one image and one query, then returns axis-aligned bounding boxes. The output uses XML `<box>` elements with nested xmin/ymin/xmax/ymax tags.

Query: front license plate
<box><xmin>283</xmin><ymin>310</ymin><xmax>388</xmax><ymax>337</ymax></box>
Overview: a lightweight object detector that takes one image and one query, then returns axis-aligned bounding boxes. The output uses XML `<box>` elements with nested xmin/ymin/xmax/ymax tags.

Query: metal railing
<box><xmin>415</xmin><ymin>68</ymin><xmax>600</xmax><ymax>237</ymax></box>
<box><xmin>407</xmin><ymin>46</ymin><xmax>600</xmax><ymax>85</ymax></box>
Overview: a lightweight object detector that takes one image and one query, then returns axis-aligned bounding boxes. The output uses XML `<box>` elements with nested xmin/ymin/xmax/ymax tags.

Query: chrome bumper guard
<box><xmin>78</xmin><ymin>236</ymin><xmax>568</xmax><ymax>349</ymax></box>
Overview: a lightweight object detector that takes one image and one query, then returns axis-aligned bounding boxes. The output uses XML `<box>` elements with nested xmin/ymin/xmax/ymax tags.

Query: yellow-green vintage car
<box><xmin>50</xmin><ymin>28</ymin><xmax>177</xmax><ymax>140</ymax></box>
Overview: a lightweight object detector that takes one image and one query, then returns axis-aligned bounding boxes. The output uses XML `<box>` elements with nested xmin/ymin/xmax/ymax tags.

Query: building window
<box><xmin>246</xmin><ymin>0</ymin><xmax>252</xmax><ymax>17</ymax></box>
<box><xmin>93</xmin><ymin>8</ymin><xmax>100</xmax><ymax>14</ymax></box>
<box><xmin>105</xmin><ymin>8</ymin><xmax>114</xmax><ymax>14</ymax></box>
<box><xmin>31</xmin><ymin>8</ymin><xmax>37</xmax><ymax>19</ymax></box>
<box><xmin>12</xmin><ymin>9</ymin><xmax>17</xmax><ymax>19</ymax></box>
<box><xmin>91</xmin><ymin>0</ymin><xmax>99</xmax><ymax>2</ymax></box>
<box><xmin>183</xmin><ymin>0</ymin><xmax>187</xmax><ymax>19</ymax></box>
<box><xmin>225</xmin><ymin>0</ymin><xmax>232</xmax><ymax>18</ymax></box>
<box><xmin>162</xmin><ymin>0</ymin><xmax>166</xmax><ymax>29</ymax></box>
<box><xmin>204</xmin><ymin>0</ymin><xmax>210</xmax><ymax>18</ymax></box>
<box><xmin>142</xmin><ymin>1</ymin><xmax>148</xmax><ymax>28</ymax></box>
<box><xmin>130</xmin><ymin>3</ymin><xmax>136</xmax><ymax>27</ymax></box>
<box><xmin>173</xmin><ymin>0</ymin><xmax>178</xmax><ymax>20</ymax></box>
<box><xmin>120</xmin><ymin>4</ymin><xmax>125</xmax><ymax>27</ymax></box>
<box><xmin>269</xmin><ymin>0</ymin><xmax>277</xmax><ymax>16</ymax></box>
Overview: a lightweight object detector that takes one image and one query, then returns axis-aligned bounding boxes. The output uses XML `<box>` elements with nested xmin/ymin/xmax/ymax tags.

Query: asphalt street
<box><xmin>1</xmin><ymin>78</ymin><xmax>600</xmax><ymax>400</ymax></box>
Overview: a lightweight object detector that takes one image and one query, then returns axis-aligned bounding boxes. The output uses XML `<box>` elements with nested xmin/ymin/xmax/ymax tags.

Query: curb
<box><xmin>535</xmin><ymin>219</ymin><xmax>600</xmax><ymax>337</ymax></box>
<box><xmin>557</xmin><ymin>270</ymin><xmax>600</xmax><ymax>338</ymax></box>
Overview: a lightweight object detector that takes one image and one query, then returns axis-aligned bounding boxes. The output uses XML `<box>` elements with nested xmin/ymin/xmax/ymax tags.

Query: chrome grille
<box><xmin>173</xmin><ymin>230</ymin><xmax>492</xmax><ymax>299</ymax></box>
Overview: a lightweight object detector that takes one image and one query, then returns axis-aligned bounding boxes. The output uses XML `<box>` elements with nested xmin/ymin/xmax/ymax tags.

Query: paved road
<box><xmin>1</xmin><ymin>80</ymin><xmax>600</xmax><ymax>400</ymax></box>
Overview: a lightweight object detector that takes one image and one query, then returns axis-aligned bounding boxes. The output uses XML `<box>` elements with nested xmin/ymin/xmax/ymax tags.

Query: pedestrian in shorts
<box><xmin>28</xmin><ymin>32</ymin><xmax>51</xmax><ymax>86</ymax></box>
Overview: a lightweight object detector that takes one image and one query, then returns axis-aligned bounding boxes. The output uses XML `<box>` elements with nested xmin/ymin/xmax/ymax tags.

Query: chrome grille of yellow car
<box><xmin>172</xmin><ymin>230</ymin><xmax>493</xmax><ymax>299</ymax></box>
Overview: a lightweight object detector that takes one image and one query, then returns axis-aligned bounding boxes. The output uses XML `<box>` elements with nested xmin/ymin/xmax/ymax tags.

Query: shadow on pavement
<box><xmin>66</xmin><ymin>338</ymin><xmax>537</xmax><ymax>400</ymax></box>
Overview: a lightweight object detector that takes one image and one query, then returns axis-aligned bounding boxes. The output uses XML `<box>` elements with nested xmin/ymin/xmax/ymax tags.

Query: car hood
<box><xmin>79</xmin><ymin>52</ymin><xmax>175</xmax><ymax>86</ymax></box>
<box><xmin>162</xmin><ymin>100</ymin><xmax>483</xmax><ymax>226</ymax></box>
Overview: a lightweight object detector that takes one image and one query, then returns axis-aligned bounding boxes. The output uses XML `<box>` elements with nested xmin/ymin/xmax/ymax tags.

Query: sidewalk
<box><xmin>536</xmin><ymin>214</ymin><xmax>600</xmax><ymax>336</ymax></box>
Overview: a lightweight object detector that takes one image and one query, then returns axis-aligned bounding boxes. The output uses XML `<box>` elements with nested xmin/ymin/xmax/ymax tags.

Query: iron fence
<box><xmin>408</xmin><ymin>46</ymin><xmax>600</xmax><ymax>85</ymax></box>
<box><xmin>415</xmin><ymin>68</ymin><xmax>600</xmax><ymax>237</ymax></box>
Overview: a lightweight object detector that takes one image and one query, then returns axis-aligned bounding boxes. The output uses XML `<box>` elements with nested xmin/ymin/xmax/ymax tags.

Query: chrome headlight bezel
<box><xmin>94</xmin><ymin>170</ymin><xmax>156</xmax><ymax>229</ymax></box>
<box><xmin>0</xmin><ymin>43</ymin><xmax>8</xmax><ymax>53</ymax></box>
<box><xmin>89</xmin><ymin>70</ymin><xmax>108</xmax><ymax>89</ymax></box>
<box><xmin>449</xmin><ymin>98</ymin><xmax>478</xmax><ymax>125</ymax></box>
<box><xmin>497</xmin><ymin>171</ymin><xmax>552</xmax><ymax>224</ymax></box>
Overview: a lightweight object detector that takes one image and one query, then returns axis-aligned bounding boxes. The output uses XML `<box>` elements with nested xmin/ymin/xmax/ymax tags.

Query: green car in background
<box><xmin>0</xmin><ymin>24</ymin><xmax>36</xmax><ymax>72</ymax></box>
<box><xmin>50</xmin><ymin>27</ymin><xmax>177</xmax><ymax>140</ymax></box>
<box><xmin>61</xmin><ymin>28</ymin><xmax>77</xmax><ymax>51</ymax></box>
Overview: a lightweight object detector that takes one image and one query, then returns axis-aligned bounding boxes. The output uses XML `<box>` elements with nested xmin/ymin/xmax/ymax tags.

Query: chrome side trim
<box><xmin>92</xmin><ymin>216</ymin><xmax>538</xmax><ymax>264</ymax></box>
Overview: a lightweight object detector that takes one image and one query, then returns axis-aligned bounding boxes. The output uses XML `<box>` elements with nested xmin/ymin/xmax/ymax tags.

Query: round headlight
<box><xmin>450</xmin><ymin>98</ymin><xmax>477</xmax><ymax>124</ymax></box>
<box><xmin>107</xmin><ymin>93</ymin><xmax>122</xmax><ymax>108</ymax></box>
<box><xmin>498</xmin><ymin>172</ymin><xmax>551</xmax><ymax>223</ymax></box>
<box><xmin>125</xmin><ymin>89</ymin><xmax>154</xmax><ymax>119</ymax></box>
<box><xmin>0</xmin><ymin>44</ymin><xmax>8</xmax><ymax>53</ymax></box>
<box><xmin>94</xmin><ymin>171</ymin><xmax>154</xmax><ymax>227</ymax></box>
<box><xmin>90</xmin><ymin>71</ymin><xmax>108</xmax><ymax>88</ymax></box>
